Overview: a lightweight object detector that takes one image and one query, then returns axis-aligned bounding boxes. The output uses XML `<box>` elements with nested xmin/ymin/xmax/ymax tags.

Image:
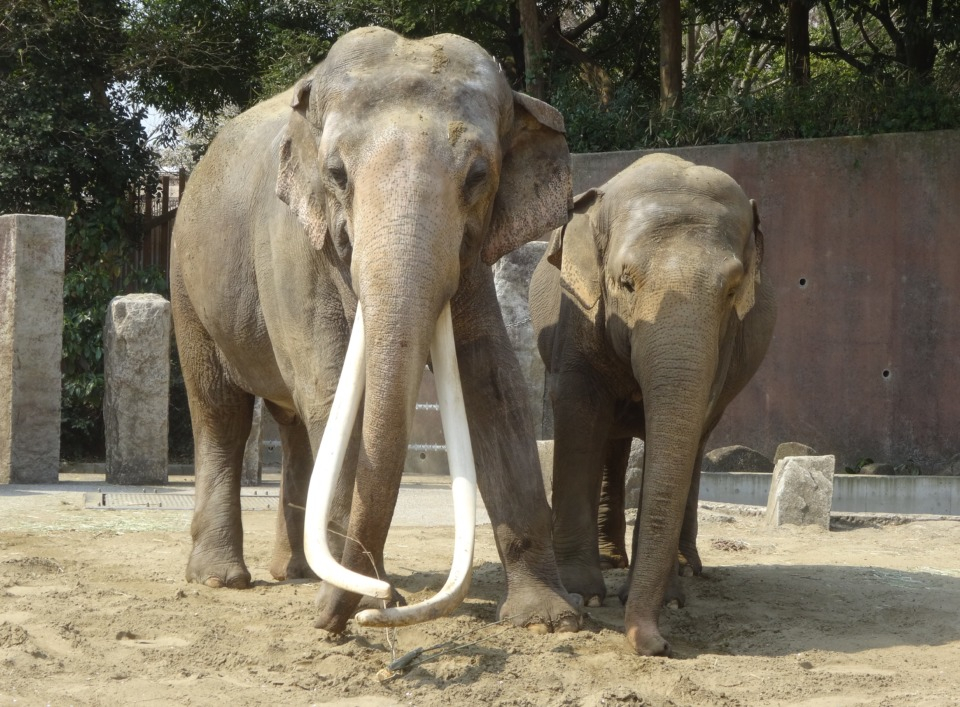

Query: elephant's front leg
<box><xmin>549</xmin><ymin>371</ymin><xmax>615</xmax><ymax>606</ymax></box>
<box><xmin>453</xmin><ymin>280</ymin><xmax>581</xmax><ymax>632</ymax></box>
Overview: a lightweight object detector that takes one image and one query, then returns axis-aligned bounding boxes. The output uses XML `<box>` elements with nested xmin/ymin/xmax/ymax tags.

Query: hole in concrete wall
<box><xmin>419</xmin><ymin>452</ymin><xmax>427</xmax><ymax>460</ymax></box>
<box><xmin>882</xmin><ymin>369</ymin><xmax>891</xmax><ymax>379</ymax></box>
<box><xmin>798</xmin><ymin>277</ymin><xmax>807</xmax><ymax>287</ymax></box>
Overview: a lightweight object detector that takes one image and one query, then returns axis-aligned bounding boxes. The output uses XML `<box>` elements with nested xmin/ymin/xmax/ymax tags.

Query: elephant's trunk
<box><xmin>303</xmin><ymin>301</ymin><xmax>478</xmax><ymax>622</ymax></box>
<box><xmin>625</xmin><ymin>317</ymin><xmax>716</xmax><ymax>656</ymax></box>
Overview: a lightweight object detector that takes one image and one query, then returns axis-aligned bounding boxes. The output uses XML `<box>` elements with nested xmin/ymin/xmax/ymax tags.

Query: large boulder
<box><xmin>493</xmin><ymin>241</ymin><xmax>548</xmax><ymax>438</ymax></box>
<box><xmin>764</xmin><ymin>455</ymin><xmax>835</xmax><ymax>529</ymax></box>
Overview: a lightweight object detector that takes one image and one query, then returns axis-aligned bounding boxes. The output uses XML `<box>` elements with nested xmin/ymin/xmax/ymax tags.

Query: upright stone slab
<box><xmin>104</xmin><ymin>294</ymin><xmax>170</xmax><ymax>485</ymax></box>
<box><xmin>764</xmin><ymin>455</ymin><xmax>835</xmax><ymax>529</ymax></box>
<box><xmin>493</xmin><ymin>241</ymin><xmax>548</xmax><ymax>438</ymax></box>
<box><xmin>0</xmin><ymin>215</ymin><xmax>65</xmax><ymax>483</ymax></box>
<box><xmin>242</xmin><ymin>397</ymin><xmax>263</xmax><ymax>485</ymax></box>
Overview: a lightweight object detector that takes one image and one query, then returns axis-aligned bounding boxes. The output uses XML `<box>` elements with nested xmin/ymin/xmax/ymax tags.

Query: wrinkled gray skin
<box><xmin>529</xmin><ymin>154</ymin><xmax>776</xmax><ymax>655</ymax></box>
<box><xmin>171</xmin><ymin>26</ymin><xmax>581</xmax><ymax>634</ymax></box>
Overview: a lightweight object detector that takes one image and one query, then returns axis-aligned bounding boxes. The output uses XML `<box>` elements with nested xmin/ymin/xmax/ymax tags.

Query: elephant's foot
<box><xmin>678</xmin><ymin>543</ymin><xmax>702</xmax><ymax>576</ymax></box>
<box><xmin>557</xmin><ymin>561</ymin><xmax>607</xmax><ymax>607</ymax></box>
<box><xmin>598</xmin><ymin>540</ymin><xmax>629</xmax><ymax>570</ymax></box>
<box><xmin>269</xmin><ymin>550</ymin><xmax>317</xmax><ymax>582</ymax></box>
<box><xmin>313</xmin><ymin>581</ymin><xmax>406</xmax><ymax>632</ymax></box>
<box><xmin>625</xmin><ymin>619</ymin><xmax>671</xmax><ymax>657</ymax></box>
<box><xmin>663</xmin><ymin>572</ymin><xmax>686</xmax><ymax>609</ymax></box>
<box><xmin>186</xmin><ymin>549</ymin><xmax>251</xmax><ymax>589</ymax></box>
<box><xmin>499</xmin><ymin>583</ymin><xmax>582</xmax><ymax>634</ymax></box>
<box><xmin>313</xmin><ymin>581</ymin><xmax>363</xmax><ymax>634</ymax></box>
<box><xmin>618</xmin><ymin>572</ymin><xmax>685</xmax><ymax>609</ymax></box>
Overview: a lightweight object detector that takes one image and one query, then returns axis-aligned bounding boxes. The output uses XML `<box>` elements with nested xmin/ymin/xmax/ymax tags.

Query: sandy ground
<box><xmin>3</xmin><ymin>475</ymin><xmax>960</xmax><ymax>706</ymax></box>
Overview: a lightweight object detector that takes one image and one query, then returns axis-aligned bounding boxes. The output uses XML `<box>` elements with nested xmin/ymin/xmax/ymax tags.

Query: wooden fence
<box><xmin>135</xmin><ymin>169</ymin><xmax>186</xmax><ymax>285</ymax></box>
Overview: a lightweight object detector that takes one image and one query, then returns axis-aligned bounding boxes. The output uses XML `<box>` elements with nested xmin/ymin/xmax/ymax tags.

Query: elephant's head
<box><xmin>275</xmin><ymin>27</ymin><xmax>571</xmax><ymax>625</ymax></box>
<box><xmin>546</xmin><ymin>153</ymin><xmax>764</xmax><ymax>654</ymax></box>
<box><xmin>548</xmin><ymin>153</ymin><xmax>763</xmax><ymax>413</ymax></box>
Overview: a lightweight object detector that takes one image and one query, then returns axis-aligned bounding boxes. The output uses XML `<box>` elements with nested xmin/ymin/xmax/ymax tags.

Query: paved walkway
<box><xmin>0</xmin><ymin>471</ymin><xmax>490</xmax><ymax>529</ymax></box>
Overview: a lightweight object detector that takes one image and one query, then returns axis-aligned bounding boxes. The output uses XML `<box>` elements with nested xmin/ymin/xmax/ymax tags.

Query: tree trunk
<box><xmin>517</xmin><ymin>0</ymin><xmax>543</xmax><ymax>98</ymax></box>
<box><xmin>785</xmin><ymin>0</ymin><xmax>811</xmax><ymax>86</ymax></box>
<box><xmin>685</xmin><ymin>15</ymin><xmax>697</xmax><ymax>78</ymax></box>
<box><xmin>900</xmin><ymin>0</ymin><xmax>937</xmax><ymax>81</ymax></box>
<box><xmin>659</xmin><ymin>0</ymin><xmax>682</xmax><ymax>112</ymax></box>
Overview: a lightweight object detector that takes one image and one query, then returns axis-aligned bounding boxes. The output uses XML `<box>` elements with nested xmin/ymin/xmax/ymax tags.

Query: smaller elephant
<box><xmin>529</xmin><ymin>153</ymin><xmax>776</xmax><ymax>655</ymax></box>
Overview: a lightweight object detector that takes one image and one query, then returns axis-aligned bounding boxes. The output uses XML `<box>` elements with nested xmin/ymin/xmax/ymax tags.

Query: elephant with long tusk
<box><xmin>171</xmin><ymin>26</ymin><xmax>582</xmax><ymax>634</ymax></box>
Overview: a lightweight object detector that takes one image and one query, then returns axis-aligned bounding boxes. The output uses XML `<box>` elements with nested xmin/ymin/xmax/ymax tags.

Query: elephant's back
<box><xmin>170</xmin><ymin>91</ymin><xmax>297</xmax><ymax>396</ymax></box>
<box><xmin>175</xmin><ymin>90</ymin><xmax>294</xmax><ymax>245</ymax></box>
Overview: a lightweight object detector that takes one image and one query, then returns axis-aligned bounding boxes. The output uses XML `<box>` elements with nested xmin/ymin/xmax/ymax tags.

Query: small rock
<box><xmin>894</xmin><ymin>461</ymin><xmax>922</xmax><ymax>476</ymax></box>
<box><xmin>703</xmin><ymin>445</ymin><xmax>774</xmax><ymax>473</ymax></box>
<box><xmin>934</xmin><ymin>454</ymin><xmax>960</xmax><ymax>476</ymax></box>
<box><xmin>774</xmin><ymin>442</ymin><xmax>818</xmax><ymax>464</ymax></box>
<box><xmin>859</xmin><ymin>462</ymin><xmax>895</xmax><ymax>476</ymax></box>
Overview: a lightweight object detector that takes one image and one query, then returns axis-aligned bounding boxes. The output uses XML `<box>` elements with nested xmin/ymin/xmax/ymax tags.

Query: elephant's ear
<box><xmin>545</xmin><ymin>188</ymin><xmax>603</xmax><ymax>269</ymax></box>
<box><xmin>481</xmin><ymin>92</ymin><xmax>573</xmax><ymax>265</ymax></box>
<box><xmin>734</xmin><ymin>199</ymin><xmax>765</xmax><ymax>320</ymax></box>
<box><xmin>549</xmin><ymin>189</ymin><xmax>604</xmax><ymax>310</ymax></box>
<box><xmin>276</xmin><ymin>77</ymin><xmax>328</xmax><ymax>251</ymax></box>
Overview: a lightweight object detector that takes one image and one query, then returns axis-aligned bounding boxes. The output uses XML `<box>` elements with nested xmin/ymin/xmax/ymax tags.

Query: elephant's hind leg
<box><xmin>174</xmin><ymin>280</ymin><xmax>255</xmax><ymax>589</ymax></box>
<box><xmin>598</xmin><ymin>437</ymin><xmax>631</xmax><ymax>570</ymax></box>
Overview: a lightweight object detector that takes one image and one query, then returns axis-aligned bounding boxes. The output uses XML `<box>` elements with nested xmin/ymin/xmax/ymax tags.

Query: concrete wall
<box><xmin>570</xmin><ymin>130</ymin><xmax>960</xmax><ymax>470</ymax></box>
<box><xmin>700</xmin><ymin>472</ymin><xmax>960</xmax><ymax>516</ymax></box>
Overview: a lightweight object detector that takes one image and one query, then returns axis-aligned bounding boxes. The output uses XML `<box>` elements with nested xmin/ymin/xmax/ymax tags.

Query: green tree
<box><xmin>0</xmin><ymin>0</ymin><xmax>163</xmax><ymax>458</ymax></box>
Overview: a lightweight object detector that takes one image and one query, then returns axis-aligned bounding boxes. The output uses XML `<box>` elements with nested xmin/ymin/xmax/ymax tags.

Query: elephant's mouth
<box><xmin>302</xmin><ymin>301</ymin><xmax>478</xmax><ymax>627</ymax></box>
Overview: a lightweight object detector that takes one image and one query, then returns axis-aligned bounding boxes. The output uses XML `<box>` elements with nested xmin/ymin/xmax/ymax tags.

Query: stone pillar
<box><xmin>493</xmin><ymin>241</ymin><xmax>549</xmax><ymax>438</ymax></box>
<box><xmin>104</xmin><ymin>294</ymin><xmax>170</xmax><ymax>485</ymax></box>
<box><xmin>0</xmin><ymin>215</ymin><xmax>65</xmax><ymax>484</ymax></box>
<box><xmin>241</xmin><ymin>397</ymin><xmax>263</xmax><ymax>485</ymax></box>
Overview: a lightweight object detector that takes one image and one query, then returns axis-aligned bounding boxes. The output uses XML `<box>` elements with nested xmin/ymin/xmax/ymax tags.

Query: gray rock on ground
<box><xmin>537</xmin><ymin>439</ymin><xmax>554</xmax><ymax>501</ymax></box>
<box><xmin>764</xmin><ymin>455</ymin><xmax>835</xmax><ymax>529</ymax></box>
<box><xmin>703</xmin><ymin>445</ymin><xmax>774</xmax><ymax>473</ymax></box>
<box><xmin>935</xmin><ymin>454</ymin><xmax>960</xmax><ymax>476</ymax></box>
<box><xmin>774</xmin><ymin>442</ymin><xmax>818</xmax><ymax>464</ymax></box>
<box><xmin>624</xmin><ymin>439</ymin><xmax>645</xmax><ymax>507</ymax></box>
<box><xmin>493</xmin><ymin>241</ymin><xmax>548</xmax><ymax>439</ymax></box>
<box><xmin>242</xmin><ymin>397</ymin><xmax>263</xmax><ymax>485</ymax></box>
<box><xmin>859</xmin><ymin>462</ymin><xmax>896</xmax><ymax>476</ymax></box>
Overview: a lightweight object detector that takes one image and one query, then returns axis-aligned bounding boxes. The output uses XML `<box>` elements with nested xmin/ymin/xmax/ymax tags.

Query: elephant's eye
<box><xmin>327</xmin><ymin>158</ymin><xmax>348</xmax><ymax>190</ymax></box>
<box><xmin>463</xmin><ymin>159</ymin><xmax>489</xmax><ymax>201</ymax></box>
<box><xmin>618</xmin><ymin>274</ymin><xmax>635</xmax><ymax>293</ymax></box>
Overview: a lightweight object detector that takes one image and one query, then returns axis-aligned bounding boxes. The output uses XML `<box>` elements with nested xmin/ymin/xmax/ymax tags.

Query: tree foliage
<box><xmin>0</xmin><ymin>0</ymin><xmax>163</xmax><ymax>458</ymax></box>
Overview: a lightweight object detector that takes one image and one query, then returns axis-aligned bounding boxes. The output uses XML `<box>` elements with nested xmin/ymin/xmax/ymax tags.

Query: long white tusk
<box><xmin>303</xmin><ymin>303</ymin><xmax>393</xmax><ymax>600</ymax></box>
<box><xmin>355</xmin><ymin>301</ymin><xmax>478</xmax><ymax>627</ymax></box>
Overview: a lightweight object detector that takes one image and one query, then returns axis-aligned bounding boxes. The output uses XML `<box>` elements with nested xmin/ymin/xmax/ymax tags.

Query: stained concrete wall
<box><xmin>570</xmin><ymin>130</ymin><xmax>960</xmax><ymax>470</ymax></box>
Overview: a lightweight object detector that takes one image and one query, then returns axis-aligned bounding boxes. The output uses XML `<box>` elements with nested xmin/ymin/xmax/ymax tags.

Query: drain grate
<box><xmin>84</xmin><ymin>492</ymin><xmax>280</xmax><ymax>511</ymax></box>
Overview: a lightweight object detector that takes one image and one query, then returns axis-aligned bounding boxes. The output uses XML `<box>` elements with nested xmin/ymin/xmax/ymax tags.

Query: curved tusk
<box><xmin>355</xmin><ymin>301</ymin><xmax>477</xmax><ymax>627</ymax></box>
<box><xmin>303</xmin><ymin>303</ymin><xmax>393</xmax><ymax>600</ymax></box>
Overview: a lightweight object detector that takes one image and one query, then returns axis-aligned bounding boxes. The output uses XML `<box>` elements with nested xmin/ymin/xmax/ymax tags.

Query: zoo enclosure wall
<box><xmin>568</xmin><ymin>130</ymin><xmax>960</xmax><ymax>470</ymax></box>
